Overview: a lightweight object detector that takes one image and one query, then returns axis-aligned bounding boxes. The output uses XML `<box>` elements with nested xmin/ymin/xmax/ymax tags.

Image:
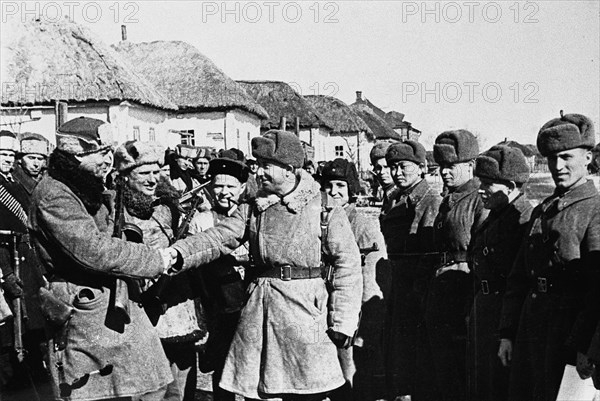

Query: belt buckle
<box><xmin>537</xmin><ymin>277</ymin><xmax>547</xmax><ymax>293</ymax></box>
<box><xmin>481</xmin><ymin>280</ymin><xmax>490</xmax><ymax>295</ymax></box>
<box><xmin>280</xmin><ymin>265</ymin><xmax>292</xmax><ymax>281</ymax></box>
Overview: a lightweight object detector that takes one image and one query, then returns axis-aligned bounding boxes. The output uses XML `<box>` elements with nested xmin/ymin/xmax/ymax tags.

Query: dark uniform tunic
<box><xmin>467</xmin><ymin>194</ymin><xmax>532</xmax><ymax>401</ymax></box>
<box><xmin>426</xmin><ymin>177</ymin><xmax>488</xmax><ymax>401</ymax></box>
<box><xmin>380</xmin><ymin>178</ymin><xmax>441</xmax><ymax>400</ymax></box>
<box><xmin>499</xmin><ymin>180</ymin><xmax>600</xmax><ymax>401</ymax></box>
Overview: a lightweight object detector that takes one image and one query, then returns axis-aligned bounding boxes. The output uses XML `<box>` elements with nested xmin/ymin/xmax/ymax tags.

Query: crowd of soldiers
<box><xmin>0</xmin><ymin>111</ymin><xmax>599</xmax><ymax>401</ymax></box>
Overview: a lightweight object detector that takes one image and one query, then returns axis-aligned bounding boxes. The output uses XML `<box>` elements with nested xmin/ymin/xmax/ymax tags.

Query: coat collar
<box><xmin>547</xmin><ymin>179</ymin><xmax>598</xmax><ymax>212</ymax></box>
<box><xmin>254</xmin><ymin>170</ymin><xmax>321</xmax><ymax>213</ymax></box>
<box><xmin>445</xmin><ymin>178</ymin><xmax>480</xmax><ymax>206</ymax></box>
<box><xmin>12</xmin><ymin>165</ymin><xmax>40</xmax><ymax>195</ymax></box>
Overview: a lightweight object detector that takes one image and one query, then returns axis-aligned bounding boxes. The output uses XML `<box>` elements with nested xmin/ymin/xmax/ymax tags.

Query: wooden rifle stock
<box><xmin>11</xmin><ymin>233</ymin><xmax>25</xmax><ymax>362</ymax></box>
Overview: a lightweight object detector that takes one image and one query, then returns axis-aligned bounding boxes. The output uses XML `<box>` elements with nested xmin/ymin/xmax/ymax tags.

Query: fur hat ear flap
<box><xmin>537</xmin><ymin>112</ymin><xmax>596</xmax><ymax>156</ymax></box>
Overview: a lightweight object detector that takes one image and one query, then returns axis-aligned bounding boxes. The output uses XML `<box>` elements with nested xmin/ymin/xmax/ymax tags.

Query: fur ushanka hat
<box><xmin>433</xmin><ymin>129</ymin><xmax>479</xmax><ymax>165</ymax></box>
<box><xmin>251</xmin><ymin>130</ymin><xmax>305</xmax><ymax>168</ymax></box>
<box><xmin>475</xmin><ymin>145</ymin><xmax>530</xmax><ymax>184</ymax></box>
<box><xmin>114</xmin><ymin>140</ymin><xmax>164</xmax><ymax>173</ymax></box>
<box><xmin>537</xmin><ymin>111</ymin><xmax>596</xmax><ymax>157</ymax></box>
<box><xmin>385</xmin><ymin>140</ymin><xmax>427</xmax><ymax>166</ymax></box>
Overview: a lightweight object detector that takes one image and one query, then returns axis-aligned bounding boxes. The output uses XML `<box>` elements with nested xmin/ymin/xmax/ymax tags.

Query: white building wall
<box><xmin>224</xmin><ymin>109</ymin><xmax>262</xmax><ymax>155</ymax></box>
<box><xmin>165</xmin><ymin>111</ymin><xmax>226</xmax><ymax>150</ymax></box>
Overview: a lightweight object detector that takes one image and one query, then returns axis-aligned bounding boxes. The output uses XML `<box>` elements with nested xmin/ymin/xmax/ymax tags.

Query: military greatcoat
<box><xmin>499</xmin><ymin>180</ymin><xmax>600</xmax><ymax>401</ymax></box>
<box><xmin>380</xmin><ymin>178</ymin><xmax>441</xmax><ymax>400</ymax></box>
<box><xmin>467</xmin><ymin>194</ymin><xmax>532</xmax><ymax>401</ymax></box>
<box><xmin>172</xmin><ymin>171</ymin><xmax>362</xmax><ymax>399</ymax></box>
<box><xmin>426</xmin><ymin>177</ymin><xmax>488</xmax><ymax>401</ymax></box>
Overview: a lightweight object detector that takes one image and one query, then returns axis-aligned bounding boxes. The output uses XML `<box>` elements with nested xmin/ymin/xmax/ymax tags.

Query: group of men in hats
<box><xmin>1</xmin><ymin>109</ymin><xmax>599</xmax><ymax>401</ymax></box>
<box><xmin>364</xmin><ymin>112</ymin><xmax>600</xmax><ymax>401</ymax></box>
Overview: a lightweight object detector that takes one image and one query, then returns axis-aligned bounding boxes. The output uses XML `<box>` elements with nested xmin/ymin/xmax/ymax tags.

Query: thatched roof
<box><xmin>113</xmin><ymin>41</ymin><xmax>268</xmax><ymax>119</ymax></box>
<box><xmin>1</xmin><ymin>19</ymin><xmax>176</xmax><ymax>109</ymax></box>
<box><xmin>304</xmin><ymin>95</ymin><xmax>372</xmax><ymax>135</ymax></box>
<box><xmin>237</xmin><ymin>81</ymin><xmax>330</xmax><ymax>130</ymax></box>
<box><xmin>350</xmin><ymin>103</ymin><xmax>400</xmax><ymax>140</ymax></box>
<box><xmin>351</xmin><ymin>95</ymin><xmax>386</xmax><ymax>119</ymax></box>
<box><xmin>496</xmin><ymin>140</ymin><xmax>539</xmax><ymax>157</ymax></box>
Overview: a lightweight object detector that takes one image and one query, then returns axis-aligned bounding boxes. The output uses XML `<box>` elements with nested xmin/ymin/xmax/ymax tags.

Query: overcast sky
<box><xmin>3</xmin><ymin>1</ymin><xmax>599</xmax><ymax>149</ymax></box>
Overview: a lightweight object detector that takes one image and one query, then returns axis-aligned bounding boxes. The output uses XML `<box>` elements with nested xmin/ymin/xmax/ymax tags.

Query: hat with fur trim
<box><xmin>0</xmin><ymin>130</ymin><xmax>19</xmax><ymax>152</ymax></box>
<box><xmin>321</xmin><ymin>158</ymin><xmax>361</xmax><ymax>197</ymax></box>
<box><xmin>208</xmin><ymin>148</ymin><xmax>250</xmax><ymax>183</ymax></box>
<box><xmin>251</xmin><ymin>130</ymin><xmax>304</xmax><ymax>168</ymax></box>
<box><xmin>475</xmin><ymin>145</ymin><xmax>530</xmax><ymax>184</ymax></box>
<box><xmin>537</xmin><ymin>111</ymin><xmax>596</xmax><ymax>157</ymax></box>
<box><xmin>56</xmin><ymin>117</ymin><xmax>113</xmax><ymax>155</ymax></box>
<box><xmin>20</xmin><ymin>133</ymin><xmax>50</xmax><ymax>156</ymax></box>
<box><xmin>386</xmin><ymin>140</ymin><xmax>427</xmax><ymax>165</ymax></box>
<box><xmin>370</xmin><ymin>142</ymin><xmax>391</xmax><ymax>165</ymax></box>
<box><xmin>175</xmin><ymin>144</ymin><xmax>198</xmax><ymax>159</ymax></box>
<box><xmin>114</xmin><ymin>140</ymin><xmax>165</xmax><ymax>173</ymax></box>
<box><xmin>434</xmin><ymin>129</ymin><xmax>479</xmax><ymax>165</ymax></box>
<box><xmin>196</xmin><ymin>146</ymin><xmax>215</xmax><ymax>161</ymax></box>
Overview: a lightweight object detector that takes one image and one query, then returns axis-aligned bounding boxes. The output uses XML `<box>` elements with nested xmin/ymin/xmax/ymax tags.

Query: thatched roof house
<box><xmin>1</xmin><ymin>18</ymin><xmax>181</xmax><ymax>147</ymax></box>
<box><xmin>114</xmin><ymin>40</ymin><xmax>268</xmax><ymax>152</ymax></box>
<box><xmin>113</xmin><ymin>41</ymin><xmax>267</xmax><ymax>119</ymax></box>
<box><xmin>1</xmin><ymin>18</ymin><xmax>176</xmax><ymax>110</ymax></box>
<box><xmin>350</xmin><ymin>103</ymin><xmax>401</xmax><ymax>141</ymax></box>
<box><xmin>304</xmin><ymin>95</ymin><xmax>371</xmax><ymax>135</ymax></box>
<box><xmin>237</xmin><ymin>81</ymin><xmax>330</xmax><ymax>131</ymax></box>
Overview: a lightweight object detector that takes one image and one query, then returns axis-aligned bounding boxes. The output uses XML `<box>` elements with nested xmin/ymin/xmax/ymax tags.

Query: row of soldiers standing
<box><xmin>369</xmin><ymin>112</ymin><xmax>600</xmax><ymax>401</ymax></box>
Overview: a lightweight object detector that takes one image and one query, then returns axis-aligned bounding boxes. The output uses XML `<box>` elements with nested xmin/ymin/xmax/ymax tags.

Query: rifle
<box><xmin>110</xmin><ymin>177</ymin><xmax>144</xmax><ymax>324</ymax></box>
<box><xmin>0</xmin><ymin>230</ymin><xmax>25</xmax><ymax>362</ymax></box>
<box><xmin>141</xmin><ymin>193</ymin><xmax>203</xmax><ymax>325</ymax></box>
<box><xmin>179</xmin><ymin>181</ymin><xmax>211</xmax><ymax>204</ymax></box>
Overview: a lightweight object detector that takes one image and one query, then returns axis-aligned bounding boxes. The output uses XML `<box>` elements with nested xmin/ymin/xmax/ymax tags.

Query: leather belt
<box><xmin>389</xmin><ymin>250</ymin><xmax>468</xmax><ymax>267</ymax></box>
<box><xmin>479</xmin><ymin>279</ymin><xmax>505</xmax><ymax>295</ymax></box>
<box><xmin>255</xmin><ymin>265</ymin><xmax>323</xmax><ymax>281</ymax></box>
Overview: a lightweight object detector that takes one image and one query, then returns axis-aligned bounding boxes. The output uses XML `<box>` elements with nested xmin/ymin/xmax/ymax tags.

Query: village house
<box><xmin>304</xmin><ymin>95</ymin><xmax>373</xmax><ymax>172</ymax></box>
<box><xmin>1</xmin><ymin>18</ymin><xmax>178</xmax><ymax>148</ymax></box>
<box><xmin>237</xmin><ymin>80</ymin><xmax>332</xmax><ymax>162</ymax></box>
<box><xmin>351</xmin><ymin>91</ymin><xmax>421</xmax><ymax>141</ymax></box>
<box><xmin>114</xmin><ymin>39</ymin><xmax>268</xmax><ymax>154</ymax></box>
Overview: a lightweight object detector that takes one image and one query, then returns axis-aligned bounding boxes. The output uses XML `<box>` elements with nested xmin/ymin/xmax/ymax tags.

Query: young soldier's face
<box><xmin>390</xmin><ymin>160</ymin><xmax>422</xmax><ymax>189</ymax></box>
<box><xmin>127</xmin><ymin>163</ymin><xmax>161</xmax><ymax>196</ymax></box>
<box><xmin>20</xmin><ymin>154</ymin><xmax>46</xmax><ymax>178</ymax></box>
<box><xmin>160</xmin><ymin>164</ymin><xmax>171</xmax><ymax>182</ymax></box>
<box><xmin>0</xmin><ymin>150</ymin><xmax>15</xmax><ymax>174</ymax></box>
<box><xmin>76</xmin><ymin>149</ymin><xmax>113</xmax><ymax>179</ymax></box>
<box><xmin>440</xmin><ymin>161</ymin><xmax>472</xmax><ymax>189</ymax></box>
<box><xmin>195</xmin><ymin>157</ymin><xmax>210</xmax><ymax>176</ymax></box>
<box><xmin>372</xmin><ymin>158</ymin><xmax>394</xmax><ymax>187</ymax></box>
<box><xmin>324</xmin><ymin>179</ymin><xmax>350</xmax><ymax>207</ymax></box>
<box><xmin>547</xmin><ymin>148</ymin><xmax>592</xmax><ymax>192</ymax></box>
<box><xmin>478</xmin><ymin>178</ymin><xmax>512</xmax><ymax>210</ymax></box>
<box><xmin>212</xmin><ymin>174</ymin><xmax>246</xmax><ymax>210</ymax></box>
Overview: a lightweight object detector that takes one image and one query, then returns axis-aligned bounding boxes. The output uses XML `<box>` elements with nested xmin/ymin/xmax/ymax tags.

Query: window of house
<box><xmin>180</xmin><ymin>130</ymin><xmax>195</xmax><ymax>146</ymax></box>
<box><xmin>335</xmin><ymin>145</ymin><xmax>344</xmax><ymax>157</ymax></box>
<box><xmin>133</xmin><ymin>126</ymin><xmax>140</xmax><ymax>141</ymax></box>
<box><xmin>149</xmin><ymin>127</ymin><xmax>156</xmax><ymax>142</ymax></box>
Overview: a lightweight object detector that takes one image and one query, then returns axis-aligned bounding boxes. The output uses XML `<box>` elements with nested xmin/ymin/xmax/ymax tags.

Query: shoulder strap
<box><xmin>320</xmin><ymin>192</ymin><xmax>333</xmax><ymax>256</ymax></box>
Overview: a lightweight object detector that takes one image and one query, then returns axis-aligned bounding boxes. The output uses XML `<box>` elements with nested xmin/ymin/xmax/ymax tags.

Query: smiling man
<box><xmin>467</xmin><ymin>145</ymin><xmax>532</xmax><ymax>401</ymax></box>
<box><xmin>169</xmin><ymin>130</ymin><xmax>362</xmax><ymax>401</ymax></box>
<box><xmin>498</xmin><ymin>113</ymin><xmax>600</xmax><ymax>401</ymax></box>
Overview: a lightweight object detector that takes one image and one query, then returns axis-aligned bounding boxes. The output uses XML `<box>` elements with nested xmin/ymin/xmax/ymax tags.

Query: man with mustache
<box><xmin>498</xmin><ymin>113</ymin><xmax>600</xmax><ymax>401</ymax></box>
<box><xmin>28</xmin><ymin>117</ymin><xmax>177</xmax><ymax>400</ymax></box>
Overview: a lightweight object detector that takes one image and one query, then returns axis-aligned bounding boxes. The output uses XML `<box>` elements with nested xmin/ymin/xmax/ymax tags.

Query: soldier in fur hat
<box><xmin>467</xmin><ymin>145</ymin><xmax>533</xmax><ymax>401</ymax></box>
<box><xmin>380</xmin><ymin>141</ymin><xmax>442</xmax><ymax>401</ymax></box>
<box><xmin>370</xmin><ymin>142</ymin><xmax>398</xmax><ymax>217</ymax></box>
<box><xmin>426</xmin><ymin>129</ymin><xmax>488</xmax><ymax>401</ymax></box>
<box><xmin>321</xmin><ymin>158</ymin><xmax>387</xmax><ymax>401</ymax></box>
<box><xmin>190</xmin><ymin>149</ymin><xmax>251</xmax><ymax>401</ymax></box>
<box><xmin>498</xmin><ymin>112</ymin><xmax>600</xmax><ymax>401</ymax></box>
<box><xmin>27</xmin><ymin>117</ymin><xmax>178</xmax><ymax>400</ymax></box>
<box><xmin>168</xmin><ymin>130</ymin><xmax>363</xmax><ymax>401</ymax></box>
<box><xmin>114</xmin><ymin>140</ymin><xmax>205</xmax><ymax>401</ymax></box>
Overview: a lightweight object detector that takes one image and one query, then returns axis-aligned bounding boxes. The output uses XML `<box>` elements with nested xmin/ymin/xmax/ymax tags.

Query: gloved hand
<box><xmin>1</xmin><ymin>272</ymin><xmax>24</xmax><ymax>298</ymax></box>
<box><xmin>327</xmin><ymin>329</ymin><xmax>352</xmax><ymax>349</ymax></box>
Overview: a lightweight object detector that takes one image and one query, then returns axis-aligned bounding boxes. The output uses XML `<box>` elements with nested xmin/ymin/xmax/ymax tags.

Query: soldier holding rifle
<box><xmin>28</xmin><ymin>118</ymin><xmax>178</xmax><ymax>400</ymax></box>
